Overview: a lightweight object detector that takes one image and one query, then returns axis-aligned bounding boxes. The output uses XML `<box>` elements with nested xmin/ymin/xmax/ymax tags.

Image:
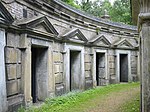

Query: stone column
<box><xmin>0</xmin><ymin>29</ymin><xmax>7</xmax><ymax>112</ymax></box>
<box><xmin>139</xmin><ymin>0</ymin><xmax>150</xmax><ymax>111</ymax></box>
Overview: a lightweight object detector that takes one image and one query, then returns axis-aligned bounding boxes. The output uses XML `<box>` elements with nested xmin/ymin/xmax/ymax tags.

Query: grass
<box><xmin>18</xmin><ymin>82</ymin><xmax>140</xmax><ymax>112</ymax></box>
<box><xmin>116</xmin><ymin>91</ymin><xmax>140</xmax><ymax>112</ymax></box>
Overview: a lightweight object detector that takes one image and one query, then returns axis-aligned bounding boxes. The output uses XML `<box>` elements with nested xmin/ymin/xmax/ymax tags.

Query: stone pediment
<box><xmin>114</xmin><ymin>38</ymin><xmax>134</xmax><ymax>48</ymax></box>
<box><xmin>62</xmin><ymin>29</ymin><xmax>88</xmax><ymax>43</ymax></box>
<box><xmin>89</xmin><ymin>34</ymin><xmax>111</xmax><ymax>46</ymax></box>
<box><xmin>16</xmin><ymin>15</ymin><xmax>58</xmax><ymax>35</ymax></box>
<box><xmin>0</xmin><ymin>2</ymin><xmax>14</xmax><ymax>23</ymax></box>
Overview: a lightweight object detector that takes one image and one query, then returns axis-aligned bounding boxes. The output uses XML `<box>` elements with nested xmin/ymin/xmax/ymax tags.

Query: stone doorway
<box><xmin>96</xmin><ymin>53</ymin><xmax>105</xmax><ymax>86</ymax></box>
<box><xmin>70</xmin><ymin>50</ymin><xmax>81</xmax><ymax>91</ymax></box>
<box><xmin>120</xmin><ymin>54</ymin><xmax>128</xmax><ymax>82</ymax></box>
<box><xmin>31</xmin><ymin>46</ymin><xmax>48</xmax><ymax>103</ymax></box>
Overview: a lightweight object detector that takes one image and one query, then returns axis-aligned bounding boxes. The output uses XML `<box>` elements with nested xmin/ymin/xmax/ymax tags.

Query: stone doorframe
<box><xmin>22</xmin><ymin>35</ymin><xmax>54</xmax><ymax>106</ymax></box>
<box><xmin>116</xmin><ymin>50</ymin><xmax>131</xmax><ymax>83</ymax></box>
<box><xmin>93</xmin><ymin>49</ymin><xmax>108</xmax><ymax>87</ymax></box>
<box><xmin>63</xmin><ymin>43</ymin><xmax>85</xmax><ymax>92</ymax></box>
<box><xmin>0</xmin><ymin>28</ymin><xmax>8</xmax><ymax>112</ymax></box>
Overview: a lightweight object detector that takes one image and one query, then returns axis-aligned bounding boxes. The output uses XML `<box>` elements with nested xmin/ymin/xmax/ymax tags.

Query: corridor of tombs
<box><xmin>0</xmin><ymin>0</ymin><xmax>140</xmax><ymax>111</ymax></box>
<box><xmin>31</xmin><ymin>46</ymin><xmax>48</xmax><ymax>103</ymax></box>
<box><xmin>70</xmin><ymin>50</ymin><xmax>81</xmax><ymax>91</ymax></box>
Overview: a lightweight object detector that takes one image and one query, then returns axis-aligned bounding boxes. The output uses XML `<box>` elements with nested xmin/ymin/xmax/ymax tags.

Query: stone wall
<box><xmin>53</xmin><ymin>42</ymin><xmax>65</xmax><ymax>96</ymax></box>
<box><xmin>5</xmin><ymin>32</ymin><xmax>24</xmax><ymax>111</ymax></box>
<box><xmin>84</xmin><ymin>47</ymin><xmax>93</xmax><ymax>89</ymax></box>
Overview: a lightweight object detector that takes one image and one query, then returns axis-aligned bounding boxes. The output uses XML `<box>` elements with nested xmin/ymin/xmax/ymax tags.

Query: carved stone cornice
<box><xmin>138</xmin><ymin>0</ymin><xmax>150</xmax><ymax>31</ymax></box>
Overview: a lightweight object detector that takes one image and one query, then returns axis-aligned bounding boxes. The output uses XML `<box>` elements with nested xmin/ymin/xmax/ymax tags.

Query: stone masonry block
<box><xmin>55</xmin><ymin>73</ymin><xmax>63</xmax><ymax>84</ymax></box>
<box><xmin>53</xmin><ymin>43</ymin><xmax>59</xmax><ymax>51</ymax></box>
<box><xmin>6</xmin><ymin>33</ymin><xmax>19</xmax><ymax>47</ymax></box>
<box><xmin>53</xmin><ymin>52</ymin><xmax>61</xmax><ymax>62</ymax></box>
<box><xmin>109</xmin><ymin>63</ymin><xmax>115</xmax><ymax>69</ymax></box>
<box><xmin>109</xmin><ymin>56</ymin><xmax>115</xmax><ymax>62</ymax></box>
<box><xmin>85</xmin><ymin>71</ymin><xmax>91</xmax><ymax>78</ymax></box>
<box><xmin>85</xmin><ymin>54</ymin><xmax>91</xmax><ymax>62</ymax></box>
<box><xmin>17</xmin><ymin>49</ymin><xmax>21</xmax><ymax>63</ymax></box>
<box><xmin>18</xmin><ymin>79</ymin><xmax>21</xmax><ymax>93</ymax></box>
<box><xmin>110</xmin><ymin>68</ymin><xmax>115</xmax><ymax>74</ymax></box>
<box><xmin>5</xmin><ymin>47</ymin><xmax>17</xmax><ymax>63</ymax></box>
<box><xmin>54</xmin><ymin>64</ymin><xmax>60</xmax><ymax>73</ymax></box>
<box><xmin>85</xmin><ymin>63</ymin><xmax>91</xmax><ymax>71</ymax></box>
<box><xmin>7</xmin><ymin>80</ymin><xmax>18</xmax><ymax>96</ymax></box>
<box><xmin>59</xmin><ymin>64</ymin><xmax>63</xmax><ymax>72</ymax></box>
<box><xmin>17</xmin><ymin>64</ymin><xmax>21</xmax><ymax>78</ymax></box>
<box><xmin>6</xmin><ymin>64</ymin><xmax>17</xmax><ymax>80</ymax></box>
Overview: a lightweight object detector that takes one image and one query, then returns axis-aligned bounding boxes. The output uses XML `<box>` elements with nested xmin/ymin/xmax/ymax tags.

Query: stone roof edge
<box><xmin>52</xmin><ymin>0</ymin><xmax>137</xmax><ymax>31</ymax></box>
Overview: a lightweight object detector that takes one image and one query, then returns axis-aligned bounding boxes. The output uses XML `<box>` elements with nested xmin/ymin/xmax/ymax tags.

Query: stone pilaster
<box><xmin>138</xmin><ymin>1</ymin><xmax>150</xmax><ymax>111</ymax></box>
<box><xmin>0</xmin><ymin>29</ymin><xmax>8</xmax><ymax>112</ymax></box>
<box><xmin>21</xmin><ymin>34</ymin><xmax>32</xmax><ymax>106</ymax></box>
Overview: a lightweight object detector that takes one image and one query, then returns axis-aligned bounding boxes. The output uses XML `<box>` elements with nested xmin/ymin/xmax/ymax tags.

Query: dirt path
<box><xmin>84</xmin><ymin>87</ymin><xmax>140</xmax><ymax>112</ymax></box>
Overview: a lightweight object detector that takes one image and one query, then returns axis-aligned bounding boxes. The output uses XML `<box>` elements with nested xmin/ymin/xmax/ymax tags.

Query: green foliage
<box><xmin>61</xmin><ymin>0</ymin><xmax>80</xmax><ymax>9</ymax></box>
<box><xmin>110</xmin><ymin>0</ymin><xmax>132</xmax><ymax>24</ymax></box>
<box><xmin>61</xmin><ymin>0</ymin><xmax>132</xmax><ymax>24</ymax></box>
<box><xmin>18</xmin><ymin>82</ymin><xmax>140</xmax><ymax>112</ymax></box>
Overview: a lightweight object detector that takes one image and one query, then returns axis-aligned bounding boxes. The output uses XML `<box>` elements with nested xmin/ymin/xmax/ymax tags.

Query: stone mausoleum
<box><xmin>0</xmin><ymin>0</ymin><xmax>139</xmax><ymax>111</ymax></box>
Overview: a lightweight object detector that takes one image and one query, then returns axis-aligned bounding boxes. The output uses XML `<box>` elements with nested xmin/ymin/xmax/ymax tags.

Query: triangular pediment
<box><xmin>114</xmin><ymin>39</ymin><xmax>134</xmax><ymax>48</ymax></box>
<box><xmin>0</xmin><ymin>2</ymin><xmax>14</xmax><ymax>23</ymax></box>
<box><xmin>89</xmin><ymin>34</ymin><xmax>111</xmax><ymax>46</ymax></box>
<box><xmin>63</xmin><ymin>29</ymin><xmax>88</xmax><ymax>43</ymax></box>
<box><xmin>16</xmin><ymin>15</ymin><xmax>58</xmax><ymax>35</ymax></box>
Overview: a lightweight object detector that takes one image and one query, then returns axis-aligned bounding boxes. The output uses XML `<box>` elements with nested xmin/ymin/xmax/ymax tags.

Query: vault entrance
<box><xmin>120</xmin><ymin>54</ymin><xmax>128</xmax><ymax>82</ymax></box>
<box><xmin>31</xmin><ymin>46</ymin><xmax>48</xmax><ymax>103</ymax></box>
<box><xmin>96</xmin><ymin>53</ymin><xmax>105</xmax><ymax>86</ymax></box>
<box><xmin>70</xmin><ymin>51</ymin><xmax>81</xmax><ymax>91</ymax></box>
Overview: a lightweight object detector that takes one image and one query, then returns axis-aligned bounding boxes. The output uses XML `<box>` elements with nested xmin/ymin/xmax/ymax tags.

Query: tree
<box><xmin>61</xmin><ymin>0</ymin><xmax>80</xmax><ymax>9</ymax></box>
<box><xmin>109</xmin><ymin>0</ymin><xmax>131</xmax><ymax>24</ymax></box>
<box><xmin>61</xmin><ymin>0</ymin><xmax>132</xmax><ymax>24</ymax></box>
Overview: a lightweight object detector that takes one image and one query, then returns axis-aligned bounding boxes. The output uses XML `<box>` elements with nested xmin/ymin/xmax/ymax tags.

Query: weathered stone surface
<box><xmin>53</xmin><ymin>52</ymin><xmax>61</xmax><ymax>62</ymax></box>
<box><xmin>7</xmin><ymin>94</ymin><xmax>24</xmax><ymax>112</ymax></box>
<box><xmin>17</xmin><ymin>49</ymin><xmax>21</xmax><ymax>63</ymax></box>
<box><xmin>0</xmin><ymin>29</ymin><xmax>7</xmax><ymax>112</ymax></box>
<box><xmin>131</xmin><ymin>67</ymin><xmax>137</xmax><ymax>74</ymax></box>
<box><xmin>85</xmin><ymin>54</ymin><xmax>91</xmax><ymax>62</ymax></box>
<box><xmin>85</xmin><ymin>79</ymin><xmax>93</xmax><ymax>90</ymax></box>
<box><xmin>53</xmin><ymin>43</ymin><xmax>60</xmax><ymax>51</ymax></box>
<box><xmin>55</xmin><ymin>73</ymin><xmax>63</xmax><ymax>84</ymax></box>
<box><xmin>17</xmin><ymin>64</ymin><xmax>21</xmax><ymax>78</ymax></box>
<box><xmin>85</xmin><ymin>71</ymin><xmax>91</xmax><ymax>78</ymax></box>
<box><xmin>6</xmin><ymin>64</ymin><xmax>17</xmax><ymax>80</ymax></box>
<box><xmin>7</xmin><ymin>80</ymin><xmax>18</xmax><ymax>96</ymax></box>
<box><xmin>110</xmin><ymin>68</ymin><xmax>115</xmax><ymax>75</ymax></box>
<box><xmin>108</xmin><ymin>56</ymin><xmax>115</xmax><ymax>62</ymax></box>
<box><xmin>6</xmin><ymin>33</ymin><xmax>19</xmax><ymax>47</ymax></box>
<box><xmin>17</xmin><ymin>79</ymin><xmax>21</xmax><ymax>93</ymax></box>
<box><xmin>55</xmin><ymin>84</ymin><xmax>64</xmax><ymax>96</ymax></box>
<box><xmin>54</xmin><ymin>64</ymin><xmax>60</xmax><ymax>73</ymax></box>
<box><xmin>109</xmin><ymin>63</ymin><xmax>115</xmax><ymax>68</ymax></box>
<box><xmin>85</xmin><ymin>63</ymin><xmax>91</xmax><ymax>71</ymax></box>
<box><xmin>5</xmin><ymin>47</ymin><xmax>17</xmax><ymax>63</ymax></box>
